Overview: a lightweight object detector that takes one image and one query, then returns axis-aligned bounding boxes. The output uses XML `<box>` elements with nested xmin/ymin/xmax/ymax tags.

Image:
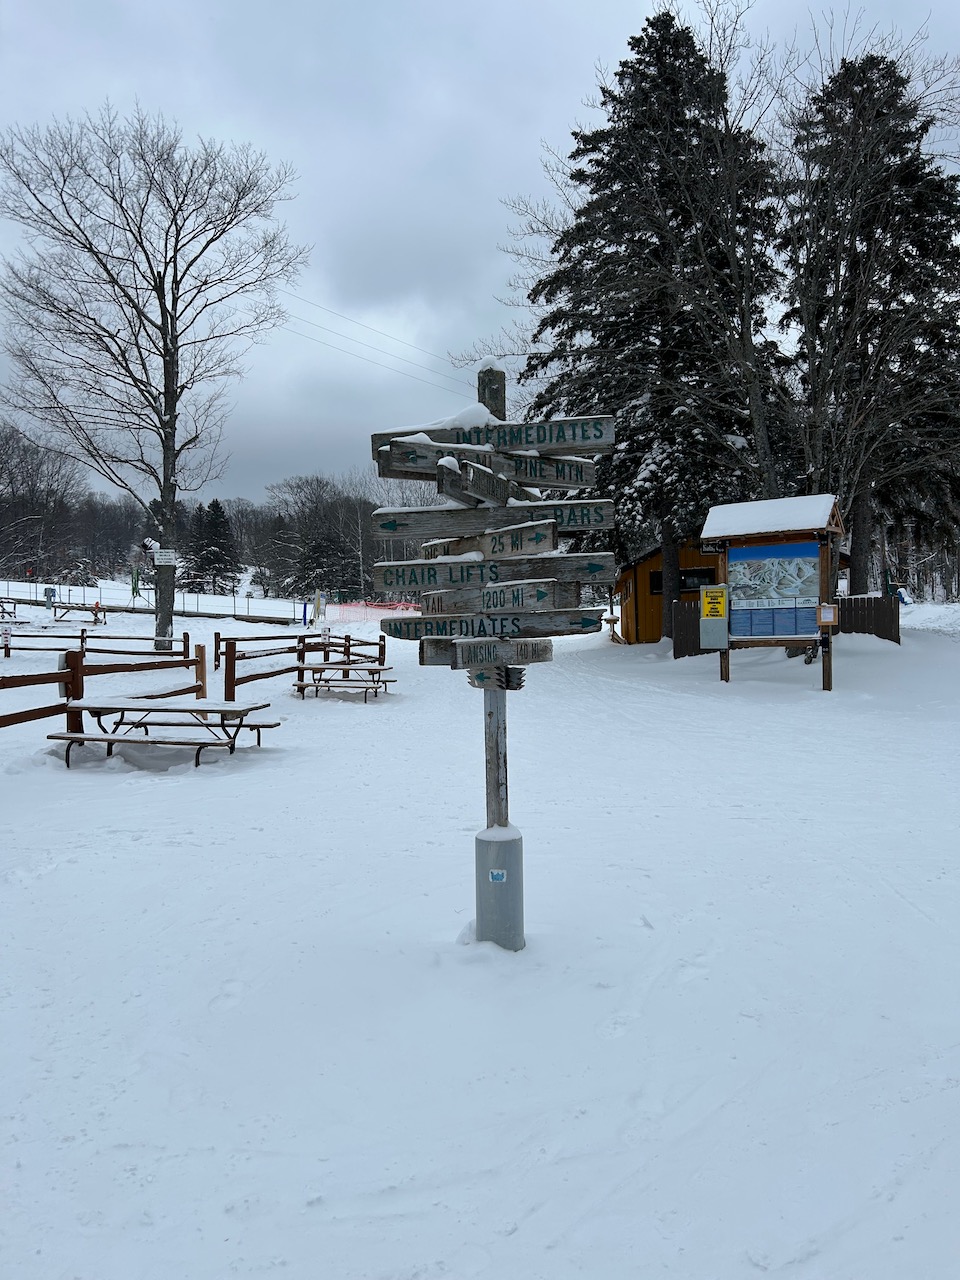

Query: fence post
<box><xmin>223</xmin><ymin>639</ymin><xmax>237</xmax><ymax>701</ymax></box>
<box><xmin>296</xmin><ymin>635</ymin><xmax>305</xmax><ymax>689</ymax></box>
<box><xmin>64</xmin><ymin>649</ymin><xmax>84</xmax><ymax>732</ymax></box>
<box><xmin>378</xmin><ymin>634</ymin><xmax>386</xmax><ymax>665</ymax></box>
<box><xmin>182</xmin><ymin>631</ymin><xmax>190</xmax><ymax>661</ymax></box>
<box><xmin>214</xmin><ymin>631</ymin><xmax>221</xmax><ymax>671</ymax></box>
<box><xmin>79</xmin><ymin>627</ymin><xmax>88</xmax><ymax>656</ymax></box>
<box><xmin>194</xmin><ymin>644</ymin><xmax>207</xmax><ymax>701</ymax></box>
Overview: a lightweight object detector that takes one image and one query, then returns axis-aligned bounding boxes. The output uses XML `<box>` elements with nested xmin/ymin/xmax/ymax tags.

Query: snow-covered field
<box><xmin>3</xmin><ymin>601</ymin><xmax>959</xmax><ymax>1279</ymax></box>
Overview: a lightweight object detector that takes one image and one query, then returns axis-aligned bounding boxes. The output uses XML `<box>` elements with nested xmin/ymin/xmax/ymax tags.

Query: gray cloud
<box><xmin>2</xmin><ymin>0</ymin><xmax>955</xmax><ymax>502</ymax></box>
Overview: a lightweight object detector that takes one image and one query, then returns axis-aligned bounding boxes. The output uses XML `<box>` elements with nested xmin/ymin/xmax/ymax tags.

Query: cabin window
<box><xmin>649</xmin><ymin>567</ymin><xmax>717</xmax><ymax>594</ymax></box>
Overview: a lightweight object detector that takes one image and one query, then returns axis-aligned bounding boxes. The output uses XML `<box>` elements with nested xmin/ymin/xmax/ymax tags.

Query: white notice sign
<box><xmin>153</xmin><ymin>549</ymin><xmax>177</xmax><ymax>565</ymax></box>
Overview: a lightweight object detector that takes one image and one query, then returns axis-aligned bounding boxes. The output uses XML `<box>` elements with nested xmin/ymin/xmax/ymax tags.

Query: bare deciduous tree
<box><xmin>0</xmin><ymin>104</ymin><xmax>308</xmax><ymax>646</ymax></box>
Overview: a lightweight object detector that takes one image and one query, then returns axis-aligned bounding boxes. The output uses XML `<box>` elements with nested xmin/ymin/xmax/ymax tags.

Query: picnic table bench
<box><xmin>294</xmin><ymin>663</ymin><xmax>395</xmax><ymax>703</ymax></box>
<box><xmin>48</xmin><ymin>697</ymin><xmax>278</xmax><ymax>767</ymax></box>
<box><xmin>51</xmin><ymin>602</ymin><xmax>106</xmax><ymax>624</ymax></box>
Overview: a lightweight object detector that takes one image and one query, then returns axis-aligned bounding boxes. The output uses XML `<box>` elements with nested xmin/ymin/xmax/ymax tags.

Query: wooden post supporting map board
<box><xmin>371</xmin><ymin>373</ymin><xmax>615</xmax><ymax>950</ymax></box>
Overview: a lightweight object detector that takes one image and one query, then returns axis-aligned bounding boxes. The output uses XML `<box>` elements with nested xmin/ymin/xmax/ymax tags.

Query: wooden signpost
<box><xmin>421</xmin><ymin>521</ymin><xmax>558</xmax><ymax>559</ymax></box>
<box><xmin>371</xmin><ymin>377</ymin><xmax>615</xmax><ymax>951</ymax></box>
<box><xmin>373</xmin><ymin>498</ymin><xmax>615</xmax><ymax>543</ymax></box>
<box><xmin>379</xmin><ymin>439</ymin><xmax>598</xmax><ymax>490</ymax></box>
<box><xmin>420</xmin><ymin>580</ymin><xmax>575</xmax><ymax>615</ymax></box>
<box><xmin>372</xmin><ymin>552</ymin><xmax>616</xmax><ymax>592</ymax></box>
<box><xmin>371</xmin><ymin>414</ymin><xmax>615</xmax><ymax>460</ymax></box>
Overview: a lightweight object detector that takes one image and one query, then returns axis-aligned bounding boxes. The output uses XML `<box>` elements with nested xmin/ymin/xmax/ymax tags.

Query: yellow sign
<box><xmin>701</xmin><ymin>587</ymin><xmax>727</xmax><ymax>619</ymax></box>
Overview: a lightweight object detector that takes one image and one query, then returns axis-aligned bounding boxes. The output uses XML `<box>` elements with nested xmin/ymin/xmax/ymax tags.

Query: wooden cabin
<box><xmin>615</xmin><ymin>543</ymin><xmax>724</xmax><ymax>643</ymax></box>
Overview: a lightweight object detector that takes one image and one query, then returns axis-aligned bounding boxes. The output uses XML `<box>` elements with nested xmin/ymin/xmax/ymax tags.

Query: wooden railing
<box><xmin>221</xmin><ymin>632</ymin><xmax>386</xmax><ymax>700</ymax></box>
<box><xmin>3</xmin><ymin>628</ymin><xmax>190</xmax><ymax>659</ymax></box>
<box><xmin>0</xmin><ymin>645</ymin><xmax>206</xmax><ymax>734</ymax></box>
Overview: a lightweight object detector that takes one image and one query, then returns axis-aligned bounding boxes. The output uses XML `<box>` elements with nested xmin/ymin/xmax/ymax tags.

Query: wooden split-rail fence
<box><xmin>217</xmin><ymin>631</ymin><xmax>388</xmax><ymax>700</ymax></box>
<box><xmin>0</xmin><ymin>645</ymin><xmax>207</xmax><ymax>735</ymax></box>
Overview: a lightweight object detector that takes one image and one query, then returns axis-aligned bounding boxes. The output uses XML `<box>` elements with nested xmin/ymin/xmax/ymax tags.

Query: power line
<box><xmin>283</xmin><ymin>308</ymin><xmax>474</xmax><ymax>391</ymax></box>
<box><xmin>279</xmin><ymin>287</ymin><xmax>457</xmax><ymax>365</ymax></box>
<box><xmin>279</xmin><ymin>324</ymin><xmax>474</xmax><ymax>398</ymax></box>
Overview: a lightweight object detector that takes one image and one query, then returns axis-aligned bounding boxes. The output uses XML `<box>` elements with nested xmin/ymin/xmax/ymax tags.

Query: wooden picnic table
<box><xmin>295</xmin><ymin>663</ymin><xmax>395</xmax><ymax>703</ymax></box>
<box><xmin>48</xmin><ymin>697</ymin><xmax>278</xmax><ymax>767</ymax></box>
<box><xmin>51</xmin><ymin>602</ymin><xmax>106</xmax><ymax>624</ymax></box>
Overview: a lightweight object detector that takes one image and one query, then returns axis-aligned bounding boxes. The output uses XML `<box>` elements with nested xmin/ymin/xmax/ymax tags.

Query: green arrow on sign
<box><xmin>378</xmin><ymin>519</ymin><xmax>408</xmax><ymax>533</ymax></box>
<box><xmin>403</xmin><ymin>450</ymin><xmax>426</xmax><ymax>464</ymax></box>
<box><xmin>531</xmin><ymin>530</ymin><xmax>549</xmax><ymax>544</ymax></box>
<box><xmin>536</xmin><ymin>588</ymin><xmax>549</xmax><ymax>602</ymax></box>
<box><xmin>579</xmin><ymin>616</ymin><xmax>599</xmax><ymax>629</ymax></box>
<box><xmin>586</xmin><ymin>562</ymin><xmax>606</xmax><ymax>575</ymax></box>
<box><xmin>473</xmin><ymin>670</ymin><xmax>490</xmax><ymax>682</ymax></box>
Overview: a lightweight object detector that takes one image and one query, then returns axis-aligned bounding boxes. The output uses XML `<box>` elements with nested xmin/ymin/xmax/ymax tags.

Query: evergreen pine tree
<box><xmin>520</xmin><ymin>11</ymin><xmax>782</xmax><ymax>628</ymax></box>
<box><xmin>203</xmin><ymin>498</ymin><xmax>241</xmax><ymax>595</ymax></box>
<box><xmin>782</xmin><ymin>53</ymin><xmax>960</xmax><ymax>590</ymax></box>
<box><xmin>178</xmin><ymin>503</ymin><xmax>210</xmax><ymax>592</ymax></box>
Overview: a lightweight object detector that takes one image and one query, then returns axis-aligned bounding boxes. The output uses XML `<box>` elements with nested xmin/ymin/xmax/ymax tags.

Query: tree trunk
<box><xmin>155</xmin><ymin>429</ymin><xmax>177</xmax><ymax>650</ymax></box>
<box><xmin>849</xmin><ymin>486</ymin><xmax>873</xmax><ymax>596</ymax></box>
<box><xmin>660</xmin><ymin>526</ymin><xmax>681</xmax><ymax>639</ymax></box>
<box><xmin>740</xmin><ymin>307</ymin><xmax>781</xmax><ymax>500</ymax></box>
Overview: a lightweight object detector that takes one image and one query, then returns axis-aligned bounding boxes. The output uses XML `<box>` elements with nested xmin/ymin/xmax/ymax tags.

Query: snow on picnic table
<box><xmin>2</xmin><ymin>603</ymin><xmax>960</xmax><ymax>1279</ymax></box>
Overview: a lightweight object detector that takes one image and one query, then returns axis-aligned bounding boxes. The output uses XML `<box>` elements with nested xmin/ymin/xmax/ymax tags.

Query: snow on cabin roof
<box><xmin>701</xmin><ymin>494</ymin><xmax>839</xmax><ymax>539</ymax></box>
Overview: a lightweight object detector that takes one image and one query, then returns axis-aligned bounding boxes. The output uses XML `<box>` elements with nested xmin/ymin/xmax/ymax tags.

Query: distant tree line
<box><xmin>0</xmin><ymin>432</ymin><xmax>429</xmax><ymax>600</ymax></box>
<box><xmin>471</xmin><ymin>8</ymin><xmax>960</xmax><ymax>624</ymax></box>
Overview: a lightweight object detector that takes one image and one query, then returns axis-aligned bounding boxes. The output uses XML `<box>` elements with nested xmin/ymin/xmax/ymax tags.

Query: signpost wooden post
<box><xmin>371</xmin><ymin>374</ymin><xmax>615</xmax><ymax>950</ymax></box>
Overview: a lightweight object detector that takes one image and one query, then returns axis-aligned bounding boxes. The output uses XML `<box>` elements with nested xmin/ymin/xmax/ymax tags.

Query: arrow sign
<box><xmin>421</xmin><ymin>520</ymin><xmax>558</xmax><ymax>560</ymax></box>
<box><xmin>420</xmin><ymin>637</ymin><xmax>555</xmax><ymax>668</ymax></box>
<box><xmin>380</xmin><ymin>608</ymin><xmax>604</xmax><ymax>642</ymax></box>
<box><xmin>420</xmin><ymin>579</ymin><xmax>575</xmax><ymax>615</ymax></box>
<box><xmin>379</xmin><ymin>440</ymin><xmax>598</xmax><ymax>489</ymax></box>
<box><xmin>371</xmin><ymin>416</ymin><xmax>616</xmax><ymax>460</ymax></box>
<box><xmin>457</xmin><ymin>459</ymin><xmax>536</xmax><ymax>506</ymax></box>
<box><xmin>373</xmin><ymin>552</ymin><xmax>616</xmax><ymax>592</ymax></box>
<box><xmin>371</xmin><ymin>499</ymin><xmax>614</xmax><ymax>543</ymax></box>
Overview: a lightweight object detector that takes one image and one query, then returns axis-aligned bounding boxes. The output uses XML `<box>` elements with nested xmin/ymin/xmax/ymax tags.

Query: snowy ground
<box><xmin>2</xmin><ymin>601</ymin><xmax>959</xmax><ymax>1279</ymax></box>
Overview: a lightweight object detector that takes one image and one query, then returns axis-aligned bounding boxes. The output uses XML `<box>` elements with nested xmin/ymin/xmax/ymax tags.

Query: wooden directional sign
<box><xmin>499</xmin><ymin>453</ymin><xmax>596</xmax><ymax>490</ymax></box>
<box><xmin>420</xmin><ymin>637</ymin><xmax>554</xmax><ymax>667</ymax></box>
<box><xmin>373</xmin><ymin>552</ymin><xmax>616</xmax><ymax>592</ymax></box>
<box><xmin>458</xmin><ymin>459</ymin><xmax>534</xmax><ymax>507</ymax></box>
<box><xmin>373</xmin><ymin>499</ymin><xmax>614</xmax><ymax>543</ymax></box>
<box><xmin>421</xmin><ymin>580</ymin><xmax>577</xmax><ymax>615</ymax></box>
<box><xmin>380</xmin><ymin>440</ymin><xmax>596</xmax><ymax>490</ymax></box>
<box><xmin>434</xmin><ymin>463</ymin><xmax>481</xmax><ymax>507</ymax></box>
<box><xmin>381</xmin><ymin>608</ymin><xmax>604</xmax><ymax>642</ymax></box>
<box><xmin>436</xmin><ymin>460</ymin><xmax>536</xmax><ymax>507</ymax></box>
<box><xmin>422</xmin><ymin>521</ymin><xmax>558</xmax><ymax>560</ymax></box>
<box><xmin>371</xmin><ymin>415</ymin><xmax>616</xmax><ymax>460</ymax></box>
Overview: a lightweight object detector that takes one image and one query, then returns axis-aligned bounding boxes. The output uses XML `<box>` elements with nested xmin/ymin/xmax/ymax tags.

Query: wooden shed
<box><xmin>615</xmin><ymin>542</ymin><xmax>724</xmax><ymax>643</ymax></box>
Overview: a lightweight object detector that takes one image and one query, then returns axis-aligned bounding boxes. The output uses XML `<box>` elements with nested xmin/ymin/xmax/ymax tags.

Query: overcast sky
<box><xmin>1</xmin><ymin>0</ymin><xmax>955</xmax><ymax>503</ymax></box>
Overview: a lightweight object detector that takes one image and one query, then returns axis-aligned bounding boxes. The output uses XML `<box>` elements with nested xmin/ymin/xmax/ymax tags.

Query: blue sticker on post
<box><xmin>489</xmin><ymin>869</ymin><xmax>507</xmax><ymax>883</ymax></box>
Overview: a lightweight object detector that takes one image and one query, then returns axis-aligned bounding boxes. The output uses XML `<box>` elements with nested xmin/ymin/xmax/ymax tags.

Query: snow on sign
<box><xmin>370</xmin><ymin>412</ymin><xmax>616</xmax><ymax>461</ymax></box>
